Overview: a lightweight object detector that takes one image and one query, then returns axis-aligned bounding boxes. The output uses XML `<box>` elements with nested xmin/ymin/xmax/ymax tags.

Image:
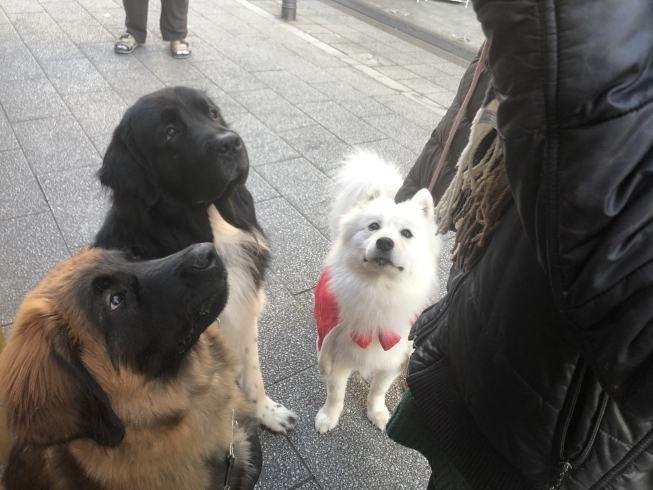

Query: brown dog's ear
<box><xmin>0</xmin><ymin>298</ymin><xmax>125</xmax><ymax>448</ymax></box>
<box><xmin>98</xmin><ymin>122</ymin><xmax>160</xmax><ymax>206</ymax></box>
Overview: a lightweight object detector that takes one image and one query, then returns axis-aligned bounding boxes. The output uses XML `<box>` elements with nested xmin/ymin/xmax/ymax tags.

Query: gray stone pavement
<box><xmin>0</xmin><ymin>0</ymin><xmax>464</xmax><ymax>486</ymax></box>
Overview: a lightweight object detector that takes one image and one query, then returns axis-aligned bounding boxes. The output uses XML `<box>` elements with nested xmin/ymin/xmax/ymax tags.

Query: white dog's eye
<box><xmin>368</xmin><ymin>222</ymin><xmax>380</xmax><ymax>231</ymax></box>
<box><xmin>109</xmin><ymin>293</ymin><xmax>124</xmax><ymax>311</ymax></box>
<box><xmin>401</xmin><ymin>229</ymin><xmax>413</xmax><ymax>238</ymax></box>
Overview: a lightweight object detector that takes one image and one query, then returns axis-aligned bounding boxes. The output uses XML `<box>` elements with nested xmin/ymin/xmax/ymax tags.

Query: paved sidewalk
<box><xmin>0</xmin><ymin>0</ymin><xmax>463</xmax><ymax>487</ymax></box>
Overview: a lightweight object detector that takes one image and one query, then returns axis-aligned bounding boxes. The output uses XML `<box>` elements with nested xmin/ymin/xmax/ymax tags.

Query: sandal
<box><xmin>114</xmin><ymin>33</ymin><xmax>140</xmax><ymax>54</ymax></box>
<box><xmin>171</xmin><ymin>39</ymin><xmax>191</xmax><ymax>59</ymax></box>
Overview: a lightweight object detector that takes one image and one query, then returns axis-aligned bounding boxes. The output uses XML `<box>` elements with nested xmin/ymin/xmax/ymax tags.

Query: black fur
<box><xmin>93</xmin><ymin>86</ymin><xmax>269</xmax><ymax>283</ymax></box>
<box><xmin>79</xmin><ymin>245</ymin><xmax>229</xmax><ymax>379</ymax></box>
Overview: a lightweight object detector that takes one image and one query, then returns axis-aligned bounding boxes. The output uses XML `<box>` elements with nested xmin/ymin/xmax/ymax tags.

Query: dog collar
<box><xmin>315</xmin><ymin>268</ymin><xmax>404</xmax><ymax>351</ymax></box>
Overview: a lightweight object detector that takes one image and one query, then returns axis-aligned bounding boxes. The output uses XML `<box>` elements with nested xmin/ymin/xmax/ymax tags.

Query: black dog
<box><xmin>94</xmin><ymin>86</ymin><xmax>297</xmax><ymax>432</ymax></box>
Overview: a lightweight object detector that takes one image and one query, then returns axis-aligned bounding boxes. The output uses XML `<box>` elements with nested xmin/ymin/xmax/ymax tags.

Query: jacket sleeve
<box><xmin>395</xmin><ymin>50</ymin><xmax>492</xmax><ymax>206</ymax></box>
<box><xmin>473</xmin><ymin>0</ymin><xmax>653</xmax><ymax>418</ymax></box>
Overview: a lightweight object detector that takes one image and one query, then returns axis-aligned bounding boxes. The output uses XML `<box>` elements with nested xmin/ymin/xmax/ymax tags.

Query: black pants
<box><xmin>123</xmin><ymin>0</ymin><xmax>188</xmax><ymax>44</ymax></box>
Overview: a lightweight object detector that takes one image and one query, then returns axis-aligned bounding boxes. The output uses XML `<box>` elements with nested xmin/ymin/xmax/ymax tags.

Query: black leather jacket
<box><xmin>400</xmin><ymin>1</ymin><xmax>653</xmax><ymax>488</ymax></box>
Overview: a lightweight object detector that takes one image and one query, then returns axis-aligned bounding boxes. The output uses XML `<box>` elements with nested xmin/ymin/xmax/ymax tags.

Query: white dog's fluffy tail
<box><xmin>329</xmin><ymin>150</ymin><xmax>404</xmax><ymax>239</ymax></box>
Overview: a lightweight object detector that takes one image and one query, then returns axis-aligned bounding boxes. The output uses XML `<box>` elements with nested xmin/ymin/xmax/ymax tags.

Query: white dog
<box><xmin>314</xmin><ymin>150</ymin><xmax>441</xmax><ymax>433</ymax></box>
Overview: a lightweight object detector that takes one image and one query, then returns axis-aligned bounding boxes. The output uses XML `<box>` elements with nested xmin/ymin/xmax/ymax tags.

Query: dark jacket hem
<box><xmin>408</xmin><ymin>359</ymin><xmax>543</xmax><ymax>490</ymax></box>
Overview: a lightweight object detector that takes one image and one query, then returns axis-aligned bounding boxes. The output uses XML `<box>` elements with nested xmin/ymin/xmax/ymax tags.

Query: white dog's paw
<box><xmin>315</xmin><ymin>407</ymin><xmax>340</xmax><ymax>434</ymax></box>
<box><xmin>367</xmin><ymin>406</ymin><xmax>390</xmax><ymax>431</ymax></box>
<box><xmin>258</xmin><ymin>397</ymin><xmax>298</xmax><ymax>433</ymax></box>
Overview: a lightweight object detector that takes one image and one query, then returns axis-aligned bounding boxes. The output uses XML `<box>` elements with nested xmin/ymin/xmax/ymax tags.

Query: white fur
<box><xmin>208</xmin><ymin>205</ymin><xmax>297</xmax><ymax>433</ymax></box>
<box><xmin>316</xmin><ymin>151</ymin><xmax>441</xmax><ymax>433</ymax></box>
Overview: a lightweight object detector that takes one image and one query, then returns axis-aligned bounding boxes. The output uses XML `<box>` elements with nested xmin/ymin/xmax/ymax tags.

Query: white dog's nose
<box><xmin>376</xmin><ymin>237</ymin><xmax>394</xmax><ymax>251</ymax></box>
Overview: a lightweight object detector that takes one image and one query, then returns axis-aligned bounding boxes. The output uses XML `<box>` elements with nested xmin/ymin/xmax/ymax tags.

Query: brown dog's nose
<box><xmin>192</xmin><ymin>243</ymin><xmax>219</xmax><ymax>269</ymax></box>
<box><xmin>213</xmin><ymin>131</ymin><xmax>242</xmax><ymax>155</ymax></box>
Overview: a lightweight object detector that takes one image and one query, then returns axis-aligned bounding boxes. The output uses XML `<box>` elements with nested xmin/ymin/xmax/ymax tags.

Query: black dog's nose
<box><xmin>376</xmin><ymin>237</ymin><xmax>394</xmax><ymax>251</ymax></box>
<box><xmin>192</xmin><ymin>243</ymin><xmax>219</xmax><ymax>269</ymax></box>
<box><xmin>213</xmin><ymin>131</ymin><xmax>242</xmax><ymax>155</ymax></box>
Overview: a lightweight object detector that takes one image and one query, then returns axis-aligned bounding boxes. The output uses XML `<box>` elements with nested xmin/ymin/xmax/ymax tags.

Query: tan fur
<box><xmin>0</xmin><ymin>249</ymin><xmax>254</xmax><ymax>489</ymax></box>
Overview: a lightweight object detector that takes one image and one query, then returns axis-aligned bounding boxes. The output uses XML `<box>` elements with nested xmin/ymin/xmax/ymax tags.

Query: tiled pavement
<box><xmin>0</xmin><ymin>0</ymin><xmax>464</xmax><ymax>486</ymax></box>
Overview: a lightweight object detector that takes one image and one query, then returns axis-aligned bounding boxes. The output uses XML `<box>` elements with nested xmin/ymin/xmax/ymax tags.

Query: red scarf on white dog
<box><xmin>314</xmin><ymin>267</ymin><xmax>402</xmax><ymax>351</ymax></box>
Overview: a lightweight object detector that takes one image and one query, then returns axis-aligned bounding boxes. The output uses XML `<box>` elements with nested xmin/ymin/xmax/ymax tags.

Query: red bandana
<box><xmin>314</xmin><ymin>267</ymin><xmax>402</xmax><ymax>352</ymax></box>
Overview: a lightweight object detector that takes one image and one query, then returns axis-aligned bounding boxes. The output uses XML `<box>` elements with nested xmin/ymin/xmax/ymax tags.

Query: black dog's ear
<box><xmin>99</xmin><ymin>123</ymin><xmax>160</xmax><ymax>206</ymax></box>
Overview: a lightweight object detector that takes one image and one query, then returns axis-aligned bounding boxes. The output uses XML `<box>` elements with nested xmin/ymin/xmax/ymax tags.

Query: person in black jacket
<box><xmin>387</xmin><ymin>1</ymin><xmax>653</xmax><ymax>489</ymax></box>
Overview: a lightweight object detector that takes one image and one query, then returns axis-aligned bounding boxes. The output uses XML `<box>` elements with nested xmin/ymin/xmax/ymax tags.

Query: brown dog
<box><xmin>0</xmin><ymin>244</ymin><xmax>261</xmax><ymax>489</ymax></box>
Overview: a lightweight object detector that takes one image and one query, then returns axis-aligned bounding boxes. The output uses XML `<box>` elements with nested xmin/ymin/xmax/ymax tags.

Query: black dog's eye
<box><xmin>401</xmin><ymin>229</ymin><xmax>413</xmax><ymax>239</ymax></box>
<box><xmin>166</xmin><ymin>128</ymin><xmax>178</xmax><ymax>140</ymax></box>
<box><xmin>210</xmin><ymin>109</ymin><xmax>219</xmax><ymax>120</ymax></box>
<box><xmin>109</xmin><ymin>293</ymin><xmax>124</xmax><ymax>311</ymax></box>
<box><xmin>368</xmin><ymin>222</ymin><xmax>380</xmax><ymax>231</ymax></box>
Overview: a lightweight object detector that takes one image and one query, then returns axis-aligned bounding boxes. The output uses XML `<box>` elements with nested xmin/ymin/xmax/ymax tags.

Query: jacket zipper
<box><xmin>550</xmin><ymin>361</ymin><xmax>609</xmax><ymax>489</ymax></box>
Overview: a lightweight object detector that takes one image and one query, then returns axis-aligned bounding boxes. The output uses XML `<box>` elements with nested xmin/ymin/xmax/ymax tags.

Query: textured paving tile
<box><xmin>136</xmin><ymin>51</ymin><xmax>206</xmax><ymax>83</ymax></box>
<box><xmin>255</xmin><ymin>430</ymin><xmax>312</xmax><ymax>490</ymax></box>
<box><xmin>282</xmin><ymin>42</ymin><xmax>348</xmax><ymax>69</ymax></box>
<box><xmin>216</xmin><ymin>41</ymin><xmax>282</xmax><ymax>73</ymax></box>
<box><xmin>0</xmin><ymin>0</ymin><xmax>43</xmax><ymax>14</ymax></box>
<box><xmin>0</xmin><ymin>212</ymin><xmax>70</xmax><ymax>325</ymax></box>
<box><xmin>364</xmin><ymin>113</ymin><xmax>431</xmax><ymax>155</ymax></box>
<box><xmin>254</xmin><ymin>71</ymin><xmax>329</xmax><ymax>106</ymax></box>
<box><xmin>281</xmin><ymin>57</ymin><xmax>338</xmax><ymax>85</ymax></box>
<box><xmin>27</xmin><ymin>36</ymin><xmax>85</xmax><ymax>63</ymax></box>
<box><xmin>373</xmin><ymin>93</ymin><xmax>442</xmax><ymax>131</ymax></box>
<box><xmin>299</xmin><ymin>101</ymin><xmax>384</xmax><ymax>145</ymax></box>
<box><xmin>102</xmin><ymin>66</ymin><xmax>166</xmax><ymax>105</ymax></box>
<box><xmin>248</xmin><ymin>168</ymin><xmax>279</xmax><ymax>203</ymax></box>
<box><xmin>57</xmin><ymin>19</ymin><xmax>114</xmax><ymax>44</ymax></box>
<box><xmin>233</xmin><ymin>89</ymin><xmax>315</xmax><ymax>133</ymax></box>
<box><xmin>0</xmin><ymin>41</ymin><xmax>45</xmax><ymax>81</ymax></box>
<box><xmin>374</xmin><ymin>65</ymin><xmax>422</xmax><ymax>80</ymax></box>
<box><xmin>257</xmin><ymin>157</ymin><xmax>331</xmax><ymax>229</ymax></box>
<box><xmin>0</xmin><ymin>150</ymin><xmax>48</xmax><ymax>221</ymax></box>
<box><xmin>0</xmin><ymin>78</ymin><xmax>68</xmax><ymax>122</ymax></box>
<box><xmin>229</xmin><ymin>113</ymin><xmax>299</xmax><ymax>166</ymax></box>
<box><xmin>279</xmin><ymin>125</ymin><xmax>350</xmax><ymax>176</ymax></box>
<box><xmin>0</xmin><ymin>109</ymin><xmax>19</xmax><ymax>151</ymax></box>
<box><xmin>14</xmin><ymin>116</ymin><xmax>102</xmax><ymax>176</ymax></box>
<box><xmin>78</xmin><ymin>42</ymin><xmax>145</xmax><ymax>75</ymax></box>
<box><xmin>194</xmin><ymin>58</ymin><xmax>267</xmax><ymax>93</ymax></box>
<box><xmin>397</xmin><ymin>77</ymin><xmax>449</xmax><ymax>96</ymax></box>
<box><xmin>354</xmin><ymin>139</ymin><xmax>419</xmax><ymax>178</ymax></box>
<box><xmin>293</xmin><ymin>481</ymin><xmax>319</xmax><ymax>490</ymax></box>
<box><xmin>43</xmin><ymin>58</ymin><xmax>111</xmax><ymax>95</ymax></box>
<box><xmin>311</xmin><ymin>81</ymin><xmax>391</xmax><ymax>118</ymax></box>
<box><xmin>258</xmin><ymin>271</ymin><xmax>317</xmax><ymax>385</ymax></box>
<box><xmin>325</xmin><ymin>66</ymin><xmax>396</xmax><ymax>96</ymax></box>
<box><xmin>257</xmin><ymin>197</ymin><xmax>329</xmax><ymax>294</ymax></box>
<box><xmin>38</xmin><ymin>164</ymin><xmax>109</xmax><ymax>249</ymax></box>
<box><xmin>266</xmin><ymin>367</ymin><xmax>432</xmax><ymax>490</ymax></box>
<box><xmin>61</xmin><ymin>90</ymin><xmax>127</xmax><ymax>156</ymax></box>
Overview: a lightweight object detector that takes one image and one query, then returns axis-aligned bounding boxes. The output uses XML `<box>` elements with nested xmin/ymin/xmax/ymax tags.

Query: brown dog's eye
<box><xmin>166</xmin><ymin>128</ymin><xmax>178</xmax><ymax>140</ymax></box>
<box><xmin>109</xmin><ymin>293</ymin><xmax>124</xmax><ymax>311</ymax></box>
<box><xmin>210</xmin><ymin>109</ymin><xmax>219</xmax><ymax>120</ymax></box>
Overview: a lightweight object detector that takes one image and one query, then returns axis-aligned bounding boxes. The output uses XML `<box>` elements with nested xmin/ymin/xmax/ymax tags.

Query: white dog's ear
<box><xmin>411</xmin><ymin>188</ymin><xmax>435</xmax><ymax>221</ymax></box>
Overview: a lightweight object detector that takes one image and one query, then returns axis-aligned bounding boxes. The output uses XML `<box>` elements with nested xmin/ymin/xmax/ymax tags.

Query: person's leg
<box><xmin>123</xmin><ymin>0</ymin><xmax>149</xmax><ymax>44</ymax></box>
<box><xmin>160</xmin><ymin>0</ymin><xmax>188</xmax><ymax>41</ymax></box>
